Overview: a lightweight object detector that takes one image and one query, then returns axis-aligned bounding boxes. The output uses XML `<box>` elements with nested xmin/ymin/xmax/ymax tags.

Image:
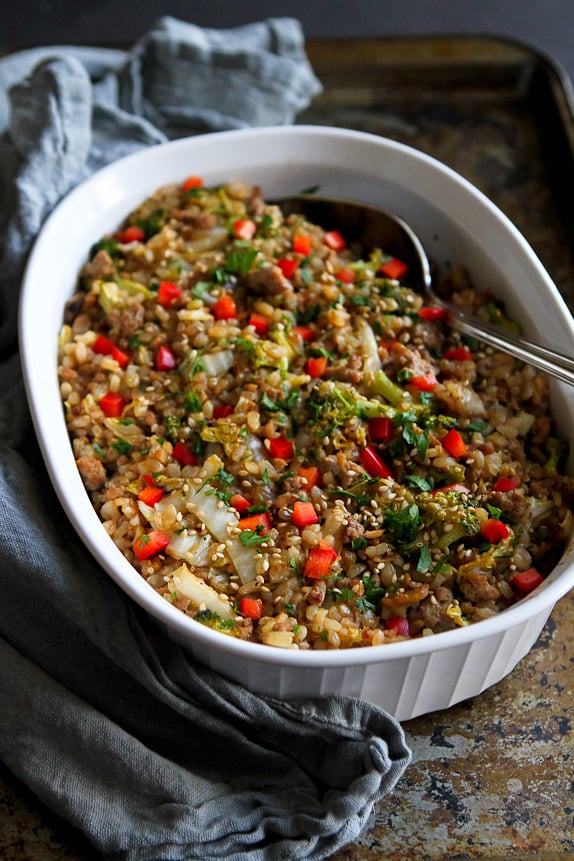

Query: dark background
<box><xmin>3</xmin><ymin>0</ymin><xmax>574</xmax><ymax>83</ymax></box>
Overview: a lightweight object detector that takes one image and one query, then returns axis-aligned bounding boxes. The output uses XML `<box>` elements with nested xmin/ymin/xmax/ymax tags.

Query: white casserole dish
<box><xmin>19</xmin><ymin>125</ymin><xmax>574</xmax><ymax>721</ymax></box>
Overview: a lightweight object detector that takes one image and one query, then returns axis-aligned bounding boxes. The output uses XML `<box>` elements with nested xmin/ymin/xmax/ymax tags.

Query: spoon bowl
<box><xmin>276</xmin><ymin>194</ymin><xmax>574</xmax><ymax>386</ymax></box>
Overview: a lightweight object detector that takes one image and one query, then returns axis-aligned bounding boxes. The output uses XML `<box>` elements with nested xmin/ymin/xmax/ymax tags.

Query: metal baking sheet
<box><xmin>301</xmin><ymin>34</ymin><xmax>574</xmax><ymax>312</ymax></box>
<box><xmin>2</xmin><ymin>34</ymin><xmax>574</xmax><ymax>861</ymax></box>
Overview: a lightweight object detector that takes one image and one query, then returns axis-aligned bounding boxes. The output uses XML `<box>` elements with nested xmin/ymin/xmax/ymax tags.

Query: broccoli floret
<box><xmin>307</xmin><ymin>381</ymin><xmax>395</xmax><ymax>437</ymax></box>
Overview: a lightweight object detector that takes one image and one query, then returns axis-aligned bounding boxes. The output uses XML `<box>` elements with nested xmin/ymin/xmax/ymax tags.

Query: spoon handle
<box><xmin>441</xmin><ymin>299</ymin><xmax>574</xmax><ymax>386</ymax></box>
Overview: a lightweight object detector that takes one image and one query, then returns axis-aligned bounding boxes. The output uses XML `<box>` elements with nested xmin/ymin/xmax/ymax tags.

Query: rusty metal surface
<box><xmin>2</xmin><ymin>35</ymin><xmax>574</xmax><ymax>861</ymax></box>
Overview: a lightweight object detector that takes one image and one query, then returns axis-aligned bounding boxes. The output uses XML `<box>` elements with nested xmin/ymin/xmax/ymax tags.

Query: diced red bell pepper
<box><xmin>292</xmin><ymin>500</ymin><xmax>319</xmax><ymax>528</ymax></box>
<box><xmin>385</xmin><ymin>617</ymin><xmax>410</xmax><ymax>637</ymax></box>
<box><xmin>297</xmin><ymin>465</ymin><xmax>321</xmax><ymax>489</ymax></box>
<box><xmin>99</xmin><ymin>391</ymin><xmax>125</xmax><ymax>418</ymax></box>
<box><xmin>155</xmin><ymin>345</ymin><xmax>177</xmax><ymax>371</ymax></box>
<box><xmin>277</xmin><ymin>258</ymin><xmax>298</xmax><ymax>279</ymax></box>
<box><xmin>441</xmin><ymin>428</ymin><xmax>467</xmax><ymax>458</ymax></box>
<box><xmin>304</xmin><ymin>544</ymin><xmax>338</xmax><ymax>579</ymax></box>
<box><xmin>233</xmin><ymin>219</ymin><xmax>256</xmax><ymax>240</ymax></box>
<box><xmin>380</xmin><ymin>257</ymin><xmax>408</xmax><ymax>280</ymax></box>
<box><xmin>418</xmin><ymin>306</ymin><xmax>447</xmax><ymax>321</ymax></box>
<box><xmin>511</xmin><ymin>567</ymin><xmax>544</xmax><ymax>594</ymax></box>
<box><xmin>480</xmin><ymin>518</ymin><xmax>509</xmax><ymax>543</ymax></box>
<box><xmin>230</xmin><ymin>493</ymin><xmax>251</xmax><ymax>514</ymax></box>
<box><xmin>410</xmin><ymin>372</ymin><xmax>438</xmax><ymax>392</ymax></box>
<box><xmin>292</xmin><ymin>325</ymin><xmax>314</xmax><ymax>341</ymax></box>
<box><xmin>237</xmin><ymin>512</ymin><xmax>272</xmax><ymax>534</ymax></box>
<box><xmin>336</xmin><ymin>267</ymin><xmax>355</xmax><ymax>284</ymax></box>
<box><xmin>212</xmin><ymin>295</ymin><xmax>237</xmax><ymax>320</ymax></box>
<box><xmin>172</xmin><ymin>442</ymin><xmax>197</xmax><ymax>466</ymax></box>
<box><xmin>268</xmin><ymin>436</ymin><xmax>294</xmax><ymax>460</ymax></box>
<box><xmin>213</xmin><ymin>403</ymin><xmax>234</xmax><ymax>419</ymax></box>
<box><xmin>133</xmin><ymin>529</ymin><xmax>170</xmax><ymax>561</ymax></box>
<box><xmin>306</xmin><ymin>356</ymin><xmax>328</xmax><ymax>378</ymax></box>
<box><xmin>182</xmin><ymin>175</ymin><xmax>203</xmax><ymax>191</ymax></box>
<box><xmin>360</xmin><ymin>445</ymin><xmax>393</xmax><ymax>479</ymax></box>
<box><xmin>92</xmin><ymin>335</ymin><xmax>130</xmax><ymax>369</ymax></box>
<box><xmin>493</xmin><ymin>477</ymin><xmax>519</xmax><ymax>492</ymax></box>
<box><xmin>248</xmin><ymin>312</ymin><xmax>269</xmax><ymax>336</ymax></box>
<box><xmin>323</xmin><ymin>230</ymin><xmax>346</xmax><ymax>251</ymax></box>
<box><xmin>157</xmin><ymin>280</ymin><xmax>182</xmax><ymax>307</ymax></box>
<box><xmin>444</xmin><ymin>346</ymin><xmax>474</xmax><ymax>361</ymax></box>
<box><xmin>238</xmin><ymin>597</ymin><xmax>264</xmax><ymax>620</ymax></box>
<box><xmin>293</xmin><ymin>233</ymin><xmax>312</xmax><ymax>255</ymax></box>
<box><xmin>368</xmin><ymin>416</ymin><xmax>393</xmax><ymax>441</ymax></box>
<box><xmin>431</xmin><ymin>483</ymin><xmax>470</xmax><ymax>495</ymax></box>
<box><xmin>138</xmin><ymin>484</ymin><xmax>165</xmax><ymax>506</ymax></box>
<box><xmin>115</xmin><ymin>225</ymin><xmax>146</xmax><ymax>243</ymax></box>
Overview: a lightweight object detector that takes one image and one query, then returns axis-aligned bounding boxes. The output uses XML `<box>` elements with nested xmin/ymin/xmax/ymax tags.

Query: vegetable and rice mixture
<box><xmin>58</xmin><ymin>177</ymin><xmax>574</xmax><ymax>649</ymax></box>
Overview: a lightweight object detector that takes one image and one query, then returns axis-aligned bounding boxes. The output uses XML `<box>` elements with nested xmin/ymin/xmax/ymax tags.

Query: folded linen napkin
<box><xmin>0</xmin><ymin>17</ymin><xmax>411</xmax><ymax>861</ymax></box>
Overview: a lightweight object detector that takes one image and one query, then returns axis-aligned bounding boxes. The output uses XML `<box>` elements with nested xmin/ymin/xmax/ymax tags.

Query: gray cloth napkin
<box><xmin>0</xmin><ymin>17</ymin><xmax>411</xmax><ymax>861</ymax></box>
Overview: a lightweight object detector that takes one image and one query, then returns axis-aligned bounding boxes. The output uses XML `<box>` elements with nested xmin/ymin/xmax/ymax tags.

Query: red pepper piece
<box><xmin>385</xmin><ymin>617</ymin><xmax>410</xmax><ymax>637</ymax></box>
<box><xmin>230</xmin><ymin>493</ymin><xmax>251</xmax><ymax>514</ymax></box>
<box><xmin>306</xmin><ymin>356</ymin><xmax>328</xmax><ymax>378</ymax></box>
<box><xmin>323</xmin><ymin>230</ymin><xmax>346</xmax><ymax>251</ymax></box>
<box><xmin>92</xmin><ymin>335</ymin><xmax>130</xmax><ymax>369</ymax></box>
<box><xmin>380</xmin><ymin>257</ymin><xmax>408</xmax><ymax>280</ymax></box>
<box><xmin>268</xmin><ymin>436</ymin><xmax>294</xmax><ymax>460</ymax></box>
<box><xmin>511</xmin><ymin>567</ymin><xmax>544</xmax><ymax>594</ymax></box>
<box><xmin>336</xmin><ymin>267</ymin><xmax>355</xmax><ymax>284</ymax></box>
<box><xmin>212</xmin><ymin>295</ymin><xmax>237</xmax><ymax>320</ymax></box>
<box><xmin>293</xmin><ymin>233</ymin><xmax>312</xmax><ymax>255</ymax></box>
<box><xmin>431</xmin><ymin>483</ymin><xmax>470</xmax><ymax>495</ymax></box>
<box><xmin>418</xmin><ymin>306</ymin><xmax>447</xmax><ymax>321</ymax></box>
<box><xmin>238</xmin><ymin>597</ymin><xmax>264</xmax><ymax>619</ymax></box>
<box><xmin>493</xmin><ymin>477</ymin><xmax>519</xmax><ymax>492</ymax></box>
<box><xmin>277</xmin><ymin>258</ymin><xmax>298</xmax><ymax>279</ymax></box>
<box><xmin>99</xmin><ymin>391</ymin><xmax>125</xmax><ymax>418</ymax></box>
<box><xmin>233</xmin><ymin>219</ymin><xmax>256</xmax><ymax>240</ymax></box>
<box><xmin>155</xmin><ymin>345</ymin><xmax>177</xmax><ymax>371</ymax></box>
<box><xmin>237</xmin><ymin>512</ymin><xmax>272</xmax><ymax>534</ymax></box>
<box><xmin>213</xmin><ymin>404</ymin><xmax>234</xmax><ymax>419</ymax></box>
<box><xmin>115</xmin><ymin>225</ymin><xmax>146</xmax><ymax>243</ymax></box>
<box><xmin>304</xmin><ymin>544</ymin><xmax>338</xmax><ymax>579</ymax></box>
<box><xmin>360</xmin><ymin>445</ymin><xmax>393</xmax><ymax>479</ymax></box>
<box><xmin>368</xmin><ymin>416</ymin><xmax>393</xmax><ymax>441</ymax></box>
<box><xmin>441</xmin><ymin>428</ymin><xmax>467</xmax><ymax>458</ymax></box>
<box><xmin>182</xmin><ymin>175</ymin><xmax>203</xmax><ymax>191</ymax></box>
<box><xmin>480</xmin><ymin>518</ymin><xmax>509</xmax><ymax>543</ymax></box>
<box><xmin>248</xmin><ymin>312</ymin><xmax>269</xmax><ymax>336</ymax></box>
<box><xmin>444</xmin><ymin>346</ymin><xmax>474</xmax><ymax>361</ymax></box>
<box><xmin>296</xmin><ymin>465</ymin><xmax>321</xmax><ymax>489</ymax></box>
<box><xmin>157</xmin><ymin>280</ymin><xmax>182</xmax><ymax>307</ymax></box>
<box><xmin>292</xmin><ymin>325</ymin><xmax>314</xmax><ymax>341</ymax></box>
<box><xmin>292</xmin><ymin>500</ymin><xmax>319</xmax><ymax>528</ymax></box>
<box><xmin>172</xmin><ymin>442</ymin><xmax>197</xmax><ymax>466</ymax></box>
<box><xmin>410</xmin><ymin>372</ymin><xmax>438</xmax><ymax>392</ymax></box>
<box><xmin>133</xmin><ymin>529</ymin><xmax>170</xmax><ymax>561</ymax></box>
<box><xmin>138</xmin><ymin>484</ymin><xmax>166</xmax><ymax>506</ymax></box>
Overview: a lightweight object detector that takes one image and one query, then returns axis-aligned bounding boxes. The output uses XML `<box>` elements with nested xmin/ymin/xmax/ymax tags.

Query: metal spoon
<box><xmin>275</xmin><ymin>194</ymin><xmax>574</xmax><ymax>386</ymax></box>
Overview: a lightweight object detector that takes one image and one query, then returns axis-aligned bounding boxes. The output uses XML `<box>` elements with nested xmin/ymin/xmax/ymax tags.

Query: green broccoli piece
<box><xmin>307</xmin><ymin>382</ymin><xmax>395</xmax><ymax>437</ymax></box>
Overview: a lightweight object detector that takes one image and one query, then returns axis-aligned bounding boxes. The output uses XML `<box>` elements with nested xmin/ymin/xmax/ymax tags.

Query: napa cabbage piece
<box><xmin>95</xmin><ymin>278</ymin><xmax>154</xmax><ymax>313</ymax></box>
<box><xmin>166</xmin><ymin>563</ymin><xmax>235</xmax><ymax>620</ymax></box>
<box><xmin>167</xmin><ymin>531</ymin><xmax>212</xmax><ymax>567</ymax></box>
<box><xmin>201</xmin><ymin>349</ymin><xmax>234</xmax><ymax>376</ymax></box>
<box><xmin>186</xmin><ymin>454</ymin><xmax>260</xmax><ymax>584</ymax></box>
<box><xmin>356</xmin><ymin>318</ymin><xmax>381</xmax><ymax>379</ymax></box>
